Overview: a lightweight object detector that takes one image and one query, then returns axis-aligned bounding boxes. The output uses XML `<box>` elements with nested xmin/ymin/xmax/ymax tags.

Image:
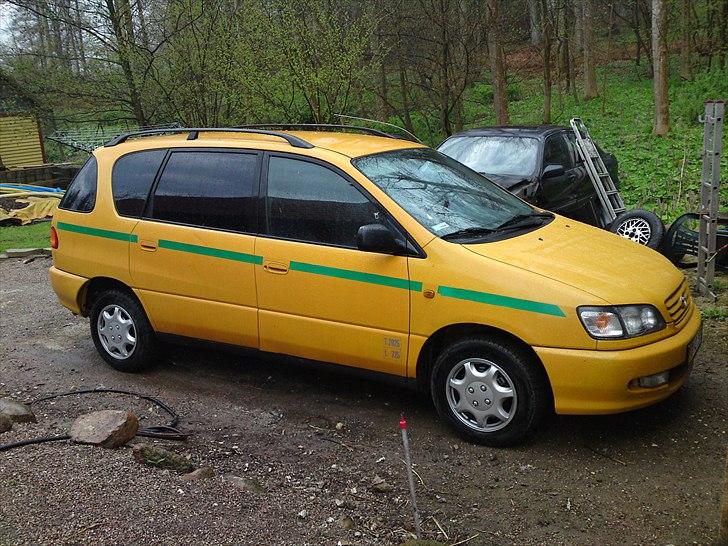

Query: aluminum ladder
<box><xmin>696</xmin><ymin>100</ymin><xmax>724</xmax><ymax>301</ymax></box>
<box><xmin>570</xmin><ymin>117</ymin><xmax>626</xmax><ymax>226</ymax></box>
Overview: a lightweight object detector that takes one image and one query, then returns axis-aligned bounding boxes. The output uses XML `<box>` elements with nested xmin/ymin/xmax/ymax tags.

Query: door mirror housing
<box><xmin>542</xmin><ymin>164</ymin><xmax>565</xmax><ymax>179</ymax></box>
<box><xmin>357</xmin><ymin>224</ymin><xmax>407</xmax><ymax>254</ymax></box>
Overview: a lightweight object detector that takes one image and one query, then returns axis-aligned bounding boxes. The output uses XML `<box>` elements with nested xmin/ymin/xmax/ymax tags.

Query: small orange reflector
<box><xmin>50</xmin><ymin>226</ymin><xmax>58</xmax><ymax>249</ymax></box>
<box><xmin>595</xmin><ymin>312</ymin><xmax>611</xmax><ymax>331</ymax></box>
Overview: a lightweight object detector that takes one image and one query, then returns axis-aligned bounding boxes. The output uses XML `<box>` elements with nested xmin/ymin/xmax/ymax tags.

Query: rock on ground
<box><xmin>0</xmin><ymin>414</ymin><xmax>12</xmax><ymax>433</ymax></box>
<box><xmin>180</xmin><ymin>467</ymin><xmax>214</xmax><ymax>482</ymax></box>
<box><xmin>70</xmin><ymin>410</ymin><xmax>138</xmax><ymax>448</ymax></box>
<box><xmin>132</xmin><ymin>443</ymin><xmax>195</xmax><ymax>473</ymax></box>
<box><xmin>0</xmin><ymin>398</ymin><xmax>37</xmax><ymax>423</ymax></box>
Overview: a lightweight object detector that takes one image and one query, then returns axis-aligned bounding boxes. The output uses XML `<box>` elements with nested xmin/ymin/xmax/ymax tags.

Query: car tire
<box><xmin>89</xmin><ymin>289</ymin><xmax>157</xmax><ymax>372</ymax></box>
<box><xmin>430</xmin><ymin>337</ymin><xmax>550</xmax><ymax>446</ymax></box>
<box><xmin>609</xmin><ymin>209</ymin><xmax>665</xmax><ymax>249</ymax></box>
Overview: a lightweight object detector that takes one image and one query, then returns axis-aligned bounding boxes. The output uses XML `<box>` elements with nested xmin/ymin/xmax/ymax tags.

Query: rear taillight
<box><xmin>50</xmin><ymin>225</ymin><xmax>58</xmax><ymax>249</ymax></box>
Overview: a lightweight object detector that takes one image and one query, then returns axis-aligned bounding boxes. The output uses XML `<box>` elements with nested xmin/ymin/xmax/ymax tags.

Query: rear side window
<box><xmin>265</xmin><ymin>156</ymin><xmax>379</xmax><ymax>248</ymax></box>
<box><xmin>112</xmin><ymin>150</ymin><xmax>166</xmax><ymax>217</ymax></box>
<box><xmin>149</xmin><ymin>151</ymin><xmax>258</xmax><ymax>233</ymax></box>
<box><xmin>59</xmin><ymin>157</ymin><xmax>97</xmax><ymax>212</ymax></box>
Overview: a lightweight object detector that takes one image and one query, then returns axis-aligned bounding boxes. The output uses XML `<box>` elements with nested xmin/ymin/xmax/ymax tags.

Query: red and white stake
<box><xmin>400</xmin><ymin>415</ymin><xmax>422</xmax><ymax>539</ymax></box>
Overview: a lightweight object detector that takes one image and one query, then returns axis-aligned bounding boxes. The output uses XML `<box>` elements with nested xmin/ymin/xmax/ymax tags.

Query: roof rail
<box><xmin>104</xmin><ymin>127</ymin><xmax>314</xmax><ymax>149</ymax></box>
<box><xmin>237</xmin><ymin>123</ymin><xmax>405</xmax><ymax>141</ymax></box>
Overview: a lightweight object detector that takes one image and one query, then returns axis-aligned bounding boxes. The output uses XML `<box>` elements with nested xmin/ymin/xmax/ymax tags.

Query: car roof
<box><xmin>99</xmin><ymin>130</ymin><xmax>424</xmax><ymax>159</ymax></box>
<box><xmin>445</xmin><ymin>125</ymin><xmax>568</xmax><ymax>139</ymax></box>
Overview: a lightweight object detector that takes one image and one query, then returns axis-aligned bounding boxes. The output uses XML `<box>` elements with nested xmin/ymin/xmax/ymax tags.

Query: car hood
<box><xmin>479</xmin><ymin>173</ymin><xmax>531</xmax><ymax>191</ymax></box>
<box><xmin>463</xmin><ymin>215</ymin><xmax>683</xmax><ymax>305</ymax></box>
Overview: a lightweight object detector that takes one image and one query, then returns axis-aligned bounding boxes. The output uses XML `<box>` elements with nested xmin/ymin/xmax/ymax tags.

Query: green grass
<box><xmin>0</xmin><ymin>222</ymin><xmax>51</xmax><ymax>252</ymax></box>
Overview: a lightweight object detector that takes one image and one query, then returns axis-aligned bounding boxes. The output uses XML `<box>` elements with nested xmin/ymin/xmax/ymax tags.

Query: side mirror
<box><xmin>543</xmin><ymin>164</ymin><xmax>565</xmax><ymax>179</ymax></box>
<box><xmin>356</xmin><ymin>224</ymin><xmax>406</xmax><ymax>254</ymax></box>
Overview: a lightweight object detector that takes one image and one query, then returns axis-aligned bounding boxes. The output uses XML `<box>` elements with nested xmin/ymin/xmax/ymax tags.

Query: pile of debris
<box><xmin>0</xmin><ymin>183</ymin><xmax>64</xmax><ymax>225</ymax></box>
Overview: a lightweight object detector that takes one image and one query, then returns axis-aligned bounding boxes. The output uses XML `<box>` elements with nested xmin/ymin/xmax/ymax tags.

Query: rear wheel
<box><xmin>430</xmin><ymin>337</ymin><xmax>549</xmax><ymax>446</ymax></box>
<box><xmin>89</xmin><ymin>289</ymin><xmax>156</xmax><ymax>372</ymax></box>
<box><xmin>610</xmin><ymin>209</ymin><xmax>665</xmax><ymax>249</ymax></box>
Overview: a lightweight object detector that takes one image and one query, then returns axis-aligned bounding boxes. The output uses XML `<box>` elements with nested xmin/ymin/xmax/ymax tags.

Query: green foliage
<box><xmin>701</xmin><ymin>306</ymin><xmax>728</xmax><ymax>320</ymax></box>
<box><xmin>0</xmin><ymin>222</ymin><xmax>51</xmax><ymax>252</ymax></box>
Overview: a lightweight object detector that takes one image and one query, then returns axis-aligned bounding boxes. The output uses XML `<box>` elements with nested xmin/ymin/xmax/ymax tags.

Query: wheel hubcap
<box><xmin>446</xmin><ymin>358</ymin><xmax>517</xmax><ymax>432</ymax></box>
<box><xmin>97</xmin><ymin>304</ymin><xmax>137</xmax><ymax>360</ymax></box>
<box><xmin>616</xmin><ymin>218</ymin><xmax>651</xmax><ymax>245</ymax></box>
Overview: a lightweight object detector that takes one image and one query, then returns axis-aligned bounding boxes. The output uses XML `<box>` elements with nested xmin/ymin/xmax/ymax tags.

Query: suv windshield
<box><xmin>353</xmin><ymin>148</ymin><xmax>543</xmax><ymax>241</ymax></box>
<box><xmin>438</xmin><ymin>136</ymin><xmax>539</xmax><ymax>177</ymax></box>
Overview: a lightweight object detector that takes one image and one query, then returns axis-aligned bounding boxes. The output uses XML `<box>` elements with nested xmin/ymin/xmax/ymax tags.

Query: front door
<box><xmin>254</xmin><ymin>153</ymin><xmax>412</xmax><ymax>375</ymax></box>
<box><xmin>129</xmin><ymin>148</ymin><xmax>261</xmax><ymax>347</ymax></box>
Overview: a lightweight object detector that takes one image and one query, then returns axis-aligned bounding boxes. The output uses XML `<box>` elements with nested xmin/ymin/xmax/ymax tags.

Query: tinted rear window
<box><xmin>59</xmin><ymin>157</ymin><xmax>97</xmax><ymax>212</ymax></box>
<box><xmin>112</xmin><ymin>150</ymin><xmax>166</xmax><ymax>217</ymax></box>
<box><xmin>149</xmin><ymin>151</ymin><xmax>258</xmax><ymax>233</ymax></box>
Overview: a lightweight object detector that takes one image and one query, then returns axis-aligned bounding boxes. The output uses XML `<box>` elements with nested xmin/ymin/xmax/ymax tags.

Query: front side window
<box><xmin>438</xmin><ymin>136</ymin><xmax>539</xmax><ymax>177</ymax></box>
<box><xmin>149</xmin><ymin>151</ymin><xmax>258</xmax><ymax>233</ymax></box>
<box><xmin>265</xmin><ymin>156</ymin><xmax>379</xmax><ymax>248</ymax></box>
<box><xmin>59</xmin><ymin>156</ymin><xmax>97</xmax><ymax>212</ymax></box>
<box><xmin>354</xmin><ymin>148</ymin><xmax>542</xmax><ymax>242</ymax></box>
<box><xmin>112</xmin><ymin>150</ymin><xmax>166</xmax><ymax>217</ymax></box>
<box><xmin>543</xmin><ymin>134</ymin><xmax>573</xmax><ymax>169</ymax></box>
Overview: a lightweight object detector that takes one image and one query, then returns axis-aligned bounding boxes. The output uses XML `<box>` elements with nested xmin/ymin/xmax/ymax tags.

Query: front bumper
<box><xmin>535</xmin><ymin>308</ymin><xmax>702</xmax><ymax>414</ymax></box>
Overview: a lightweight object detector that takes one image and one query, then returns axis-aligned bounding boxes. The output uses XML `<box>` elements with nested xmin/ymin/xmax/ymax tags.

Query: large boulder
<box><xmin>0</xmin><ymin>414</ymin><xmax>12</xmax><ymax>434</ymax></box>
<box><xmin>70</xmin><ymin>410</ymin><xmax>138</xmax><ymax>448</ymax></box>
<box><xmin>0</xmin><ymin>398</ymin><xmax>37</xmax><ymax>423</ymax></box>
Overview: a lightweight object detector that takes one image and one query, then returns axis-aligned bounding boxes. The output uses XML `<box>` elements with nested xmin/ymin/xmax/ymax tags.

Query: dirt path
<box><xmin>1</xmin><ymin>258</ymin><xmax>727</xmax><ymax>545</ymax></box>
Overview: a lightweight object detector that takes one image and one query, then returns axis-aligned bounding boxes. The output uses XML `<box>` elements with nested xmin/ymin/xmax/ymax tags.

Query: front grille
<box><xmin>664</xmin><ymin>279</ymin><xmax>691</xmax><ymax>326</ymax></box>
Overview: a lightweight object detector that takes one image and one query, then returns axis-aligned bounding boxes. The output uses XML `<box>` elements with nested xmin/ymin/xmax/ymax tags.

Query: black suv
<box><xmin>438</xmin><ymin>125</ymin><xmax>621</xmax><ymax>228</ymax></box>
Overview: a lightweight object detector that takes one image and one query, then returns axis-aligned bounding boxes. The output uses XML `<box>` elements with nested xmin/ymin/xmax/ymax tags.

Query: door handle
<box><xmin>140</xmin><ymin>240</ymin><xmax>158</xmax><ymax>252</ymax></box>
<box><xmin>263</xmin><ymin>261</ymin><xmax>289</xmax><ymax>274</ymax></box>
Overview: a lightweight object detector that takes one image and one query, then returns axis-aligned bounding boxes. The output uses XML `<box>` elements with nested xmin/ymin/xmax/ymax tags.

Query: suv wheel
<box><xmin>430</xmin><ymin>337</ymin><xmax>549</xmax><ymax>446</ymax></box>
<box><xmin>89</xmin><ymin>289</ymin><xmax>156</xmax><ymax>372</ymax></box>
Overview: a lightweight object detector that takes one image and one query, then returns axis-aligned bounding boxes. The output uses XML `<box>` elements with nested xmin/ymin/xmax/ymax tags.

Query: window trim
<box><xmin>259</xmin><ymin>151</ymin><xmax>424</xmax><ymax>258</ymax></box>
<box><xmin>58</xmin><ymin>155</ymin><xmax>98</xmax><ymax>213</ymax></box>
<box><xmin>111</xmin><ymin>147</ymin><xmax>170</xmax><ymax>219</ymax></box>
<box><xmin>142</xmin><ymin>147</ymin><xmax>262</xmax><ymax>236</ymax></box>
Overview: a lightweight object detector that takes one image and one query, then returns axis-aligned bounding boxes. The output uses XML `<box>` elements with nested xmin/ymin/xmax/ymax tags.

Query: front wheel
<box><xmin>89</xmin><ymin>289</ymin><xmax>157</xmax><ymax>372</ymax></box>
<box><xmin>430</xmin><ymin>337</ymin><xmax>550</xmax><ymax>446</ymax></box>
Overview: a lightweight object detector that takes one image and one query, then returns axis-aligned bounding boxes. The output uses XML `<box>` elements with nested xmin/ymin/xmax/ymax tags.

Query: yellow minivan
<box><xmin>49</xmin><ymin>126</ymin><xmax>702</xmax><ymax>445</ymax></box>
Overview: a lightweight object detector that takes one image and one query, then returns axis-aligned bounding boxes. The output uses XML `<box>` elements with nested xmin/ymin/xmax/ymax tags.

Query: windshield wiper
<box><xmin>441</xmin><ymin>226</ymin><xmax>495</xmax><ymax>241</ymax></box>
<box><xmin>494</xmin><ymin>211</ymin><xmax>553</xmax><ymax>231</ymax></box>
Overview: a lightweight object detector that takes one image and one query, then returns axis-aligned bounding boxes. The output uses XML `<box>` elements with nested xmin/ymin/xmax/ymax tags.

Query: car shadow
<box><xmin>146</xmin><ymin>338</ymin><xmax>694</xmax><ymax>450</ymax></box>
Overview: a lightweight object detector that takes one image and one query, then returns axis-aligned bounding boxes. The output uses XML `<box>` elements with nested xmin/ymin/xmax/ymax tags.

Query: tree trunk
<box><xmin>397</xmin><ymin>60</ymin><xmax>414</xmax><ymax>134</ymax></box>
<box><xmin>106</xmin><ymin>0</ymin><xmax>146</xmax><ymax>125</ymax></box>
<box><xmin>679</xmin><ymin>0</ymin><xmax>692</xmax><ymax>80</ymax></box>
<box><xmin>528</xmin><ymin>0</ymin><xmax>542</xmax><ymax>45</ymax></box>
<box><xmin>487</xmin><ymin>0</ymin><xmax>509</xmax><ymax>124</ymax></box>
<box><xmin>542</xmin><ymin>0</ymin><xmax>552</xmax><ymax>123</ymax></box>
<box><xmin>651</xmin><ymin>0</ymin><xmax>669</xmax><ymax>135</ymax></box>
<box><xmin>582</xmin><ymin>0</ymin><xmax>598</xmax><ymax>100</ymax></box>
<box><xmin>720</xmin><ymin>0</ymin><xmax>728</xmax><ymax>69</ymax></box>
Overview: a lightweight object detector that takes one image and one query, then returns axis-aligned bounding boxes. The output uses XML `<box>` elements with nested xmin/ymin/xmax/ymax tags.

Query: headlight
<box><xmin>578</xmin><ymin>305</ymin><xmax>665</xmax><ymax>339</ymax></box>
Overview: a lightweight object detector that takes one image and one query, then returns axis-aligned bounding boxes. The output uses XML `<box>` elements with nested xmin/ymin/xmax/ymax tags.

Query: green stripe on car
<box><xmin>438</xmin><ymin>285</ymin><xmax>566</xmax><ymax>317</ymax></box>
<box><xmin>56</xmin><ymin>222</ymin><xmax>138</xmax><ymax>242</ymax></box>
<box><xmin>158</xmin><ymin>239</ymin><xmax>263</xmax><ymax>264</ymax></box>
<box><xmin>290</xmin><ymin>261</ymin><xmax>422</xmax><ymax>291</ymax></box>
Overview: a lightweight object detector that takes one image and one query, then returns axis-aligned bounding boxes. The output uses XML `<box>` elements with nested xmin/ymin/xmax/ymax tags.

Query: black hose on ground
<box><xmin>0</xmin><ymin>388</ymin><xmax>187</xmax><ymax>452</ymax></box>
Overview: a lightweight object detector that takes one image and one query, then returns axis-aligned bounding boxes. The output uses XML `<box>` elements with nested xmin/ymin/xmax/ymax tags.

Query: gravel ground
<box><xmin>1</xmin><ymin>257</ymin><xmax>727</xmax><ymax>545</ymax></box>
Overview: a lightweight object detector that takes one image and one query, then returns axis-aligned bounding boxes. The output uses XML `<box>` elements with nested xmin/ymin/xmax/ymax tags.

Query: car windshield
<box><xmin>353</xmin><ymin>147</ymin><xmax>537</xmax><ymax>240</ymax></box>
<box><xmin>438</xmin><ymin>136</ymin><xmax>539</xmax><ymax>177</ymax></box>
